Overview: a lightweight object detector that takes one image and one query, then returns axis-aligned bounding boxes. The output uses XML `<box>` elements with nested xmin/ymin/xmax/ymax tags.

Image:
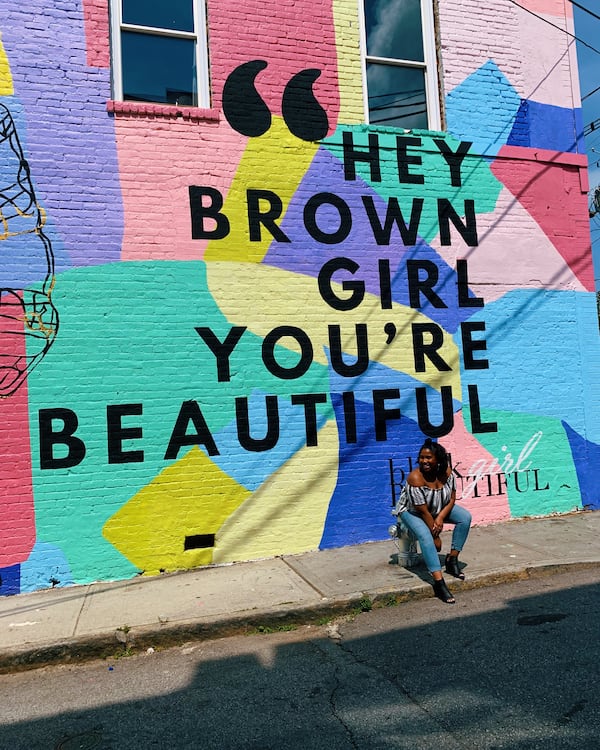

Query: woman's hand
<box><xmin>431</xmin><ymin>518</ymin><xmax>444</xmax><ymax>536</ymax></box>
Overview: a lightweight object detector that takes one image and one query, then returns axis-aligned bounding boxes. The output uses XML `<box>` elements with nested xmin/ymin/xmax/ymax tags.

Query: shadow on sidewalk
<box><xmin>0</xmin><ymin>569</ymin><xmax>598</xmax><ymax>749</ymax></box>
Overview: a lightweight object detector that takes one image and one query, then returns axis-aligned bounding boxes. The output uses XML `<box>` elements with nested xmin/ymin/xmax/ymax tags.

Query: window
<box><xmin>110</xmin><ymin>0</ymin><xmax>210</xmax><ymax>108</ymax></box>
<box><xmin>361</xmin><ymin>0</ymin><xmax>440</xmax><ymax>130</ymax></box>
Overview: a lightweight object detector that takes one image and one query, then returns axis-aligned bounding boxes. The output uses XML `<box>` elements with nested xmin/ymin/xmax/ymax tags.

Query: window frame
<box><xmin>109</xmin><ymin>0</ymin><xmax>211</xmax><ymax>109</ymax></box>
<box><xmin>359</xmin><ymin>0</ymin><xmax>441</xmax><ymax>131</ymax></box>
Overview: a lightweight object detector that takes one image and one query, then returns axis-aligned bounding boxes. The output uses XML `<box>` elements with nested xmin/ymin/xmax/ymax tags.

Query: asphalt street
<box><xmin>0</xmin><ymin>565</ymin><xmax>597</xmax><ymax>750</ymax></box>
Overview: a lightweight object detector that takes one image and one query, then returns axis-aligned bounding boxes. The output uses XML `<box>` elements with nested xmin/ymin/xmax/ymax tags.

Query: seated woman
<box><xmin>394</xmin><ymin>438</ymin><xmax>472</xmax><ymax>603</ymax></box>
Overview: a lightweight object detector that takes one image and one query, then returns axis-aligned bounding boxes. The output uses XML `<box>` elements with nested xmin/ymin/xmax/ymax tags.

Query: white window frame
<box><xmin>358</xmin><ymin>0</ymin><xmax>441</xmax><ymax>130</ymax></box>
<box><xmin>109</xmin><ymin>0</ymin><xmax>211</xmax><ymax>109</ymax></box>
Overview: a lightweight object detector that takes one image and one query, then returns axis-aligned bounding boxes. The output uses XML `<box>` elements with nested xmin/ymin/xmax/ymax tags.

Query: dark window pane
<box><xmin>365</xmin><ymin>0</ymin><xmax>424</xmax><ymax>62</ymax></box>
<box><xmin>367</xmin><ymin>63</ymin><xmax>428</xmax><ymax>128</ymax></box>
<box><xmin>122</xmin><ymin>0</ymin><xmax>194</xmax><ymax>32</ymax></box>
<box><xmin>122</xmin><ymin>31</ymin><xmax>197</xmax><ymax>105</ymax></box>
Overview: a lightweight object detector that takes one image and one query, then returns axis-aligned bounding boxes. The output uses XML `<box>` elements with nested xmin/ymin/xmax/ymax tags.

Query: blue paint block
<box><xmin>19</xmin><ymin>541</ymin><xmax>75</xmax><ymax>593</ymax></box>
<box><xmin>562</xmin><ymin>422</ymin><xmax>600</xmax><ymax>510</ymax></box>
<box><xmin>0</xmin><ymin>564</ymin><xmax>21</xmax><ymax>596</ymax></box>
<box><xmin>508</xmin><ymin>100</ymin><xmax>581</xmax><ymax>153</ymax></box>
<box><xmin>446</xmin><ymin>61</ymin><xmax>521</xmax><ymax>157</ymax></box>
<box><xmin>319</xmin><ymin>395</ymin><xmax>427</xmax><ymax>548</ymax></box>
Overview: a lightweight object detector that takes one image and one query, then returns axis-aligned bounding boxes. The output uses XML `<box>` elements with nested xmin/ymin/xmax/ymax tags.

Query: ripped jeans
<box><xmin>398</xmin><ymin>504</ymin><xmax>472</xmax><ymax>574</ymax></box>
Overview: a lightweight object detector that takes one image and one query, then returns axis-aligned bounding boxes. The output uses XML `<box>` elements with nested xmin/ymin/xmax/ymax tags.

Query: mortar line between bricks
<box><xmin>71</xmin><ymin>584</ymin><xmax>93</xmax><ymax>638</ymax></box>
<box><xmin>280</xmin><ymin>557</ymin><xmax>327</xmax><ymax>598</ymax></box>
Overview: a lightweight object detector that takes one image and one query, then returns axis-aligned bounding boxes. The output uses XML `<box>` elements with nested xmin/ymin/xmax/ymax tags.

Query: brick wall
<box><xmin>0</xmin><ymin>0</ymin><xmax>597</xmax><ymax>594</ymax></box>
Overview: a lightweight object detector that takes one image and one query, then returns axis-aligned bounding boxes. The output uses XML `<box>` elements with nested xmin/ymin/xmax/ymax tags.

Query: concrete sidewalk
<box><xmin>0</xmin><ymin>511</ymin><xmax>598</xmax><ymax>673</ymax></box>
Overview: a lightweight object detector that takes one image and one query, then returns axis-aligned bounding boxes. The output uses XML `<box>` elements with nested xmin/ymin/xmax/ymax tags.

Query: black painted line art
<box><xmin>0</xmin><ymin>103</ymin><xmax>58</xmax><ymax>397</ymax></box>
<box><xmin>223</xmin><ymin>61</ymin><xmax>330</xmax><ymax>141</ymax></box>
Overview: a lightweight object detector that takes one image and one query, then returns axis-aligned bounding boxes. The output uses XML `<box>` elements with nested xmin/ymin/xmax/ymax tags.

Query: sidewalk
<box><xmin>0</xmin><ymin>511</ymin><xmax>599</xmax><ymax>673</ymax></box>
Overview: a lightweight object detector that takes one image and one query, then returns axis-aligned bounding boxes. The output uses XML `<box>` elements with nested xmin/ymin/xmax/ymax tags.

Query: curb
<box><xmin>2</xmin><ymin>561</ymin><xmax>598</xmax><ymax>675</ymax></box>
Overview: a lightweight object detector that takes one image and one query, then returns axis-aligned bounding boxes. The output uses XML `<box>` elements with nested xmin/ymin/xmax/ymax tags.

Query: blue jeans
<box><xmin>399</xmin><ymin>504</ymin><xmax>472</xmax><ymax>574</ymax></box>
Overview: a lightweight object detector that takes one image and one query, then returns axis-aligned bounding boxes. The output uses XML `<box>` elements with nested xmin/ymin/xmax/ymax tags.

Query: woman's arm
<box><xmin>432</xmin><ymin>470</ymin><xmax>456</xmax><ymax>532</ymax></box>
<box><xmin>414</xmin><ymin>501</ymin><xmax>436</xmax><ymax>534</ymax></box>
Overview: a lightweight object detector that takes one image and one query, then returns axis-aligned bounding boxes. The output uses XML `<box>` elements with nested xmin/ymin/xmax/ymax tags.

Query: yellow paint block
<box><xmin>103</xmin><ymin>447</ymin><xmax>251</xmax><ymax>575</ymax></box>
<box><xmin>332</xmin><ymin>0</ymin><xmax>365</xmax><ymax>124</ymax></box>
<box><xmin>206</xmin><ymin>261</ymin><xmax>461</xmax><ymax>392</ymax></box>
<box><xmin>212</xmin><ymin>419</ymin><xmax>339</xmax><ymax>563</ymax></box>
<box><xmin>204</xmin><ymin>116</ymin><xmax>318</xmax><ymax>263</ymax></box>
<box><xmin>0</xmin><ymin>36</ymin><xmax>14</xmax><ymax>96</ymax></box>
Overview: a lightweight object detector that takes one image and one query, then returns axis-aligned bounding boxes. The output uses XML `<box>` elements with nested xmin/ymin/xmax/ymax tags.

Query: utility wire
<box><xmin>506</xmin><ymin>0</ymin><xmax>600</xmax><ymax>56</ymax></box>
<box><xmin>568</xmin><ymin>0</ymin><xmax>600</xmax><ymax>24</ymax></box>
<box><xmin>583</xmin><ymin>83</ymin><xmax>600</xmax><ymax>102</ymax></box>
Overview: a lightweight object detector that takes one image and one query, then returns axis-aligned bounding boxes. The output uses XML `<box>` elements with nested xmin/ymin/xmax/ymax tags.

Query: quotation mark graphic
<box><xmin>0</xmin><ymin>103</ymin><xmax>58</xmax><ymax>396</ymax></box>
<box><xmin>222</xmin><ymin>60</ymin><xmax>329</xmax><ymax>141</ymax></box>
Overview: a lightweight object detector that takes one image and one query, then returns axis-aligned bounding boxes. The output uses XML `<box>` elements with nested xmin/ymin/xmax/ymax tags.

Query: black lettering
<box><xmin>195</xmin><ymin>327</ymin><xmax>246</xmax><ymax>382</ymax></box>
<box><xmin>262</xmin><ymin>326</ymin><xmax>313</xmax><ymax>379</ymax></box>
<box><xmin>513</xmin><ymin>470</ymin><xmax>531</xmax><ymax>493</ymax></box>
<box><xmin>534</xmin><ymin>469</ymin><xmax>550</xmax><ymax>491</ymax></box>
<box><xmin>236</xmin><ymin>395</ymin><xmax>279</xmax><ymax>451</ymax></box>
<box><xmin>412</xmin><ymin>323</ymin><xmax>452</xmax><ymax>372</ymax></box>
<box><xmin>438</xmin><ymin>199</ymin><xmax>478</xmax><ymax>246</ymax></box>
<box><xmin>362</xmin><ymin>196</ymin><xmax>424</xmax><ymax>246</ymax></box>
<box><xmin>247</xmin><ymin>189</ymin><xmax>290</xmax><ymax>242</ymax></box>
<box><xmin>468</xmin><ymin>384</ymin><xmax>498</xmax><ymax>433</ymax></box>
<box><xmin>373</xmin><ymin>388</ymin><xmax>401</xmax><ymax>441</ymax></box>
<box><xmin>456</xmin><ymin>259</ymin><xmax>484</xmax><ymax>307</ymax></box>
<box><xmin>341</xmin><ymin>391</ymin><xmax>357</xmax><ymax>443</ymax></box>
<box><xmin>318</xmin><ymin>257</ymin><xmax>365</xmax><ymax>311</ymax></box>
<box><xmin>433</xmin><ymin>139</ymin><xmax>472</xmax><ymax>187</ymax></box>
<box><xmin>407</xmin><ymin>260</ymin><xmax>447</xmax><ymax>309</ymax></box>
<box><xmin>304</xmin><ymin>192</ymin><xmax>352</xmax><ymax>244</ymax></box>
<box><xmin>39</xmin><ymin>408</ymin><xmax>86</xmax><ymax>469</ymax></box>
<box><xmin>379</xmin><ymin>259</ymin><xmax>393</xmax><ymax>309</ymax></box>
<box><xmin>342</xmin><ymin>130</ymin><xmax>381</xmax><ymax>182</ymax></box>
<box><xmin>188</xmin><ymin>186</ymin><xmax>230</xmax><ymax>239</ymax></box>
<box><xmin>328</xmin><ymin>324</ymin><xmax>369</xmax><ymax>377</ymax></box>
<box><xmin>396</xmin><ymin>135</ymin><xmax>424</xmax><ymax>184</ymax></box>
<box><xmin>107</xmin><ymin>404</ymin><xmax>144</xmax><ymax>464</ymax></box>
<box><xmin>415</xmin><ymin>385</ymin><xmax>454</xmax><ymax>437</ymax></box>
<box><xmin>291</xmin><ymin>393</ymin><xmax>328</xmax><ymax>447</ymax></box>
<box><xmin>164</xmin><ymin>400</ymin><xmax>219</xmax><ymax>459</ymax></box>
<box><xmin>496</xmin><ymin>472</ymin><xmax>508</xmax><ymax>496</ymax></box>
<box><xmin>461</xmin><ymin>321</ymin><xmax>489</xmax><ymax>369</ymax></box>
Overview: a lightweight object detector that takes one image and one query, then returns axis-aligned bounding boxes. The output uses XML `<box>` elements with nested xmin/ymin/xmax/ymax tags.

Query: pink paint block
<box><xmin>444</xmin><ymin>413</ymin><xmax>512</xmax><ymax>526</ymax></box>
<box><xmin>492</xmin><ymin>147</ymin><xmax>594</xmax><ymax>291</ymax></box>
<box><xmin>0</xmin><ymin>333</ymin><xmax>36</xmax><ymax>567</ymax></box>
<box><xmin>82</xmin><ymin>0</ymin><xmax>110</xmax><ymax>69</ymax></box>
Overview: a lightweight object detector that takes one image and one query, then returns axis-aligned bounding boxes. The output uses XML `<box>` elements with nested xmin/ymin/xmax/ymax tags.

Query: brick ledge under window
<box><xmin>107</xmin><ymin>100</ymin><xmax>220</xmax><ymax>123</ymax></box>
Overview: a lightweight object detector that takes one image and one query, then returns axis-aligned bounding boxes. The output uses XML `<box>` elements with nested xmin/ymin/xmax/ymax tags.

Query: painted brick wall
<box><xmin>0</xmin><ymin>0</ymin><xmax>597</xmax><ymax>595</ymax></box>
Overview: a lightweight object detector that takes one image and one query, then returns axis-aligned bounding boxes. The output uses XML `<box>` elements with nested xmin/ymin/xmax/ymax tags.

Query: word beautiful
<box><xmin>38</xmin><ymin>385</ymin><xmax>493</xmax><ymax>469</ymax></box>
<box><xmin>189</xmin><ymin>133</ymin><xmax>477</xmax><ymax>246</ymax></box>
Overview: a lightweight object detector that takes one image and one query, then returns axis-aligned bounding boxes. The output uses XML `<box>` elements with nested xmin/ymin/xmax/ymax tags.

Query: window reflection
<box><xmin>122</xmin><ymin>0</ymin><xmax>194</xmax><ymax>32</ymax></box>
<box><xmin>365</xmin><ymin>0</ymin><xmax>423</xmax><ymax>62</ymax></box>
<box><xmin>122</xmin><ymin>32</ymin><xmax>197</xmax><ymax>105</ymax></box>
<box><xmin>367</xmin><ymin>63</ymin><xmax>427</xmax><ymax>129</ymax></box>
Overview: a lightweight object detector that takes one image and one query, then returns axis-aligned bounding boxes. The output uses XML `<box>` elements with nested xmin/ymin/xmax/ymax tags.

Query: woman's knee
<box><xmin>452</xmin><ymin>505</ymin><xmax>472</xmax><ymax>526</ymax></box>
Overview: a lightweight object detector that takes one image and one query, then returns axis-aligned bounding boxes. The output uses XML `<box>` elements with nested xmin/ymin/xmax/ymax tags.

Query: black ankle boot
<box><xmin>445</xmin><ymin>554</ymin><xmax>465</xmax><ymax>580</ymax></box>
<box><xmin>432</xmin><ymin>578</ymin><xmax>455</xmax><ymax>603</ymax></box>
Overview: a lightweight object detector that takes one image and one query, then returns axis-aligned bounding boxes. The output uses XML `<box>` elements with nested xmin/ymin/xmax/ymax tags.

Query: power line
<box><xmin>584</xmin><ymin>119</ymin><xmax>600</xmax><ymax>136</ymax></box>
<box><xmin>506</xmin><ymin>0</ymin><xmax>600</xmax><ymax>57</ymax></box>
<box><xmin>568</xmin><ymin>0</ymin><xmax>600</xmax><ymax>24</ymax></box>
<box><xmin>583</xmin><ymin>83</ymin><xmax>600</xmax><ymax>102</ymax></box>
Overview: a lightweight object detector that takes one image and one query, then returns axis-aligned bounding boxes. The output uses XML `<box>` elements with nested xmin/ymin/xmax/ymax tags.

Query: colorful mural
<box><xmin>0</xmin><ymin>0</ymin><xmax>598</xmax><ymax>594</ymax></box>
